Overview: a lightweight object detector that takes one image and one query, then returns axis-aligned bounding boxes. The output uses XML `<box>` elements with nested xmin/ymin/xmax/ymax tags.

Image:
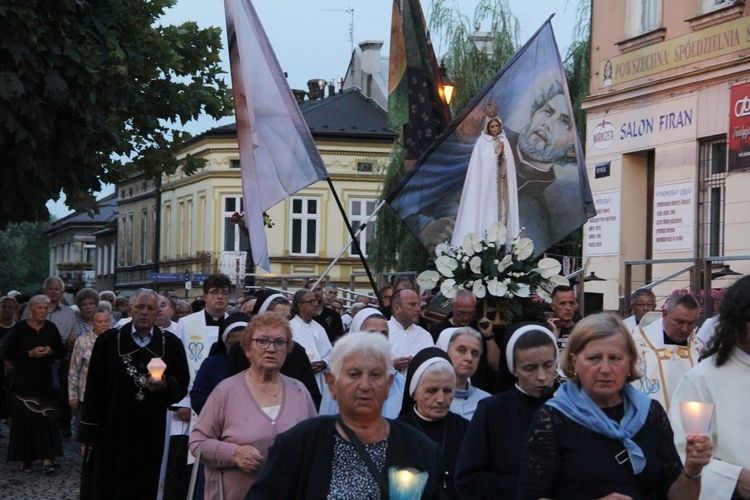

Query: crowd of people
<box><xmin>0</xmin><ymin>271</ymin><xmax>747</xmax><ymax>499</ymax></box>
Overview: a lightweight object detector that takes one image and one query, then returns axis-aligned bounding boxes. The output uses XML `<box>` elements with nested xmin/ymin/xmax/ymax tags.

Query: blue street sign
<box><xmin>189</xmin><ymin>273</ymin><xmax>209</xmax><ymax>281</ymax></box>
<box><xmin>150</xmin><ymin>273</ymin><xmax>184</xmax><ymax>282</ymax></box>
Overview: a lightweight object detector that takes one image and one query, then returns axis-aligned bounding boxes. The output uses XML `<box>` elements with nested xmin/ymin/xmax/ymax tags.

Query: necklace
<box><xmin>118</xmin><ymin>328</ymin><xmax>166</xmax><ymax>401</ymax></box>
<box><xmin>247</xmin><ymin>372</ymin><xmax>282</xmax><ymax>398</ymax></box>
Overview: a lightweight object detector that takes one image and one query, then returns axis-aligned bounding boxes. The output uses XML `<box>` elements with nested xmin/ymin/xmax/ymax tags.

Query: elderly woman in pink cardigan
<box><xmin>189</xmin><ymin>314</ymin><xmax>317</xmax><ymax>498</ymax></box>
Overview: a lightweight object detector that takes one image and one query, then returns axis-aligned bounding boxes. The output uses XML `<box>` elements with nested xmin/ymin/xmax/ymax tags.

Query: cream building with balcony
<box><xmin>583</xmin><ymin>0</ymin><xmax>750</xmax><ymax>312</ymax></box>
<box><xmin>157</xmin><ymin>87</ymin><xmax>395</xmax><ymax>297</ymax></box>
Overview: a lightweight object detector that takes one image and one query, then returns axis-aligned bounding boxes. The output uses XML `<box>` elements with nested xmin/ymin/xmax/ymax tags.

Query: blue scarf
<box><xmin>546</xmin><ymin>381</ymin><xmax>652</xmax><ymax>474</ymax></box>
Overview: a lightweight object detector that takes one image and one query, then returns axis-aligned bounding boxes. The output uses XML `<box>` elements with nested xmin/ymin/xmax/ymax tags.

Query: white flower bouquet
<box><xmin>416</xmin><ymin>222</ymin><xmax>569</xmax><ymax>302</ymax></box>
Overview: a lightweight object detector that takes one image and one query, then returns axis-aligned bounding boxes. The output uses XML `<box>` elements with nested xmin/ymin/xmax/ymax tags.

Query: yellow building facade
<box><xmin>158</xmin><ymin>88</ymin><xmax>394</xmax><ymax>297</ymax></box>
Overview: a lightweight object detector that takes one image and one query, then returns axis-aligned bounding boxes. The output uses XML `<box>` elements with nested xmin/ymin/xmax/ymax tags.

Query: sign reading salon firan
<box><xmin>729</xmin><ymin>82</ymin><xmax>750</xmax><ymax>172</ymax></box>
<box><xmin>587</xmin><ymin>95</ymin><xmax>697</xmax><ymax>155</ymax></box>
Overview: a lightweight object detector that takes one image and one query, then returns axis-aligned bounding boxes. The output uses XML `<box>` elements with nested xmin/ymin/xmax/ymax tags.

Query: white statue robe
<box><xmin>631</xmin><ymin>317</ymin><xmax>705</xmax><ymax>412</ymax></box>
<box><xmin>452</xmin><ymin>131</ymin><xmax>519</xmax><ymax>245</ymax></box>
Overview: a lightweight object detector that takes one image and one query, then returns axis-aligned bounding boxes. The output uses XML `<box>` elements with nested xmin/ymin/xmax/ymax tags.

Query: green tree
<box><xmin>370</xmin><ymin>0</ymin><xmax>520</xmax><ymax>274</ymax></box>
<box><xmin>0</xmin><ymin>221</ymin><xmax>51</xmax><ymax>295</ymax></box>
<box><xmin>0</xmin><ymin>0</ymin><xmax>233</xmax><ymax>227</ymax></box>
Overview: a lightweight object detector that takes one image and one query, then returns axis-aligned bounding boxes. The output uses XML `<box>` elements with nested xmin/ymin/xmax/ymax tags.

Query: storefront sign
<box><xmin>586</xmin><ymin>190</ymin><xmax>620</xmax><ymax>256</ymax></box>
<box><xmin>599</xmin><ymin>16</ymin><xmax>750</xmax><ymax>87</ymax></box>
<box><xmin>653</xmin><ymin>181</ymin><xmax>694</xmax><ymax>253</ymax></box>
<box><xmin>587</xmin><ymin>95</ymin><xmax>697</xmax><ymax>154</ymax></box>
<box><xmin>729</xmin><ymin>81</ymin><xmax>750</xmax><ymax>171</ymax></box>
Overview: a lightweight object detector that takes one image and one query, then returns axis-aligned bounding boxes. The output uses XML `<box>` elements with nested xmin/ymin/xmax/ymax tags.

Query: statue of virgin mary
<box><xmin>452</xmin><ymin>111</ymin><xmax>520</xmax><ymax>246</ymax></box>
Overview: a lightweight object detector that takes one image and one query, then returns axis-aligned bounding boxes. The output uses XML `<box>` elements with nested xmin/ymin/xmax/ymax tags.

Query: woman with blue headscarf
<box><xmin>519</xmin><ymin>313</ymin><xmax>712</xmax><ymax>499</ymax></box>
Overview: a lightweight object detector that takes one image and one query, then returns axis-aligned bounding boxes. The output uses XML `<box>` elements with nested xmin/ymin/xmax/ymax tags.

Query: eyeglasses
<box><xmin>301</xmin><ymin>299</ymin><xmax>320</xmax><ymax>305</ymax></box>
<box><xmin>207</xmin><ymin>289</ymin><xmax>230</xmax><ymax>297</ymax></box>
<box><xmin>251</xmin><ymin>338</ymin><xmax>289</xmax><ymax>350</ymax></box>
<box><xmin>632</xmin><ymin>303</ymin><xmax>656</xmax><ymax>309</ymax></box>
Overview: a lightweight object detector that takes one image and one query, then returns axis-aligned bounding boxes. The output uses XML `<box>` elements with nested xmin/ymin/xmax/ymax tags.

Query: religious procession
<box><xmin>3</xmin><ymin>0</ymin><xmax>750</xmax><ymax>498</ymax></box>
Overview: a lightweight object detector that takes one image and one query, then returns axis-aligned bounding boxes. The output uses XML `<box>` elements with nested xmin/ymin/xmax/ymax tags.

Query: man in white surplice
<box><xmin>387</xmin><ymin>289</ymin><xmax>434</xmax><ymax>375</ymax></box>
<box><xmin>289</xmin><ymin>288</ymin><xmax>332</xmax><ymax>395</ymax></box>
<box><xmin>631</xmin><ymin>293</ymin><xmax>705</xmax><ymax>412</ymax></box>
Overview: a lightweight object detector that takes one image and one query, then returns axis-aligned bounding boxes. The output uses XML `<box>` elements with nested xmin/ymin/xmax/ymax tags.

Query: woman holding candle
<box><xmin>2</xmin><ymin>295</ymin><xmax>65</xmax><ymax>475</ymax></box>
<box><xmin>669</xmin><ymin>276</ymin><xmax>750</xmax><ymax>499</ymax></box>
<box><xmin>190</xmin><ymin>313</ymin><xmax>317</xmax><ymax>499</ymax></box>
<box><xmin>455</xmin><ymin>322</ymin><xmax>557</xmax><ymax>498</ymax></box>
<box><xmin>519</xmin><ymin>313</ymin><xmax>712</xmax><ymax>499</ymax></box>
<box><xmin>248</xmin><ymin>332</ymin><xmax>443</xmax><ymax>499</ymax></box>
<box><xmin>398</xmin><ymin>347</ymin><xmax>469</xmax><ymax>500</ymax></box>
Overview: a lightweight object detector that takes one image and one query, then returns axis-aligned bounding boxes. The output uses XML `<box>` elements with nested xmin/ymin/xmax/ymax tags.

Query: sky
<box><xmin>46</xmin><ymin>0</ymin><xmax>582</xmax><ymax>219</ymax></box>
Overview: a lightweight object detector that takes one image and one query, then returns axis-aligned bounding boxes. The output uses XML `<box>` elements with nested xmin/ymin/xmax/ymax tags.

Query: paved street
<box><xmin>0</xmin><ymin>422</ymin><xmax>81</xmax><ymax>499</ymax></box>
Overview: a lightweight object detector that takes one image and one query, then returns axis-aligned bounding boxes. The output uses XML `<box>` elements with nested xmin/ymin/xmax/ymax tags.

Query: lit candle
<box><xmin>147</xmin><ymin>357</ymin><xmax>167</xmax><ymax>380</ymax></box>
<box><xmin>679</xmin><ymin>401</ymin><xmax>715</xmax><ymax>436</ymax></box>
<box><xmin>388</xmin><ymin>467</ymin><xmax>428</xmax><ymax>500</ymax></box>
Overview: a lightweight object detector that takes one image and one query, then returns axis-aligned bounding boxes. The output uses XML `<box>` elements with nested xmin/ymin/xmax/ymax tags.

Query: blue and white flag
<box><xmin>387</xmin><ymin>20</ymin><xmax>594</xmax><ymax>255</ymax></box>
<box><xmin>225</xmin><ymin>0</ymin><xmax>328</xmax><ymax>270</ymax></box>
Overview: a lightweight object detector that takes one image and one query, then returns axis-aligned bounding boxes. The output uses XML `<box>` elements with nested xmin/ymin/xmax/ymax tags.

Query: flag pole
<box><xmin>313</xmin><ymin>199</ymin><xmax>386</xmax><ymax>295</ymax></box>
<box><xmin>312</xmin><ymin>179</ymin><xmax>383</xmax><ymax>303</ymax></box>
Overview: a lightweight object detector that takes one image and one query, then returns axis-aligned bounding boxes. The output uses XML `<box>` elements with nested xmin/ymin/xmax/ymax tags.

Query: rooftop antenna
<box><xmin>320</xmin><ymin>7</ymin><xmax>354</xmax><ymax>54</ymax></box>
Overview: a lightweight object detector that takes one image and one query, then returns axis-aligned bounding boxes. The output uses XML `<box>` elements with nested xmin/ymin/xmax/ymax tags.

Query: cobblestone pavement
<box><xmin>0</xmin><ymin>422</ymin><xmax>81</xmax><ymax>499</ymax></box>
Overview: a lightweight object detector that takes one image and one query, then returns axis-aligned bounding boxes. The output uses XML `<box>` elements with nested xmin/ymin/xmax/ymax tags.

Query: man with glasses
<box><xmin>429</xmin><ymin>289</ymin><xmax>499</xmax><ymax>392</ymax></box>
<box><xmin>290</xmin><ymin>289</ymin><xmax>332</xmax><ymax>395</ymax></box>
<box><xmin>170</xmin><ymin>273</ymin><xmax>231</xmax><ymax>498</ymax></box>
<box><xmin>623</xmin><ymin>288</ymin><xmax>657</xmax><ymax>331</ymax></box>
<box><xmin>306</xmin><ymin>281</ymin><xmax>344</xmax><ymax>344</ymax></box>
<box><xmin>77</xmin><ymin>289</ymin><xmax>189</xmax><ymax>499</ymax></box>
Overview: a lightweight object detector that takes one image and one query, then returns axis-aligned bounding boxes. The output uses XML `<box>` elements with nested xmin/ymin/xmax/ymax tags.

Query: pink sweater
<box><xmin>189</xmin><ymin>372</ymin><xmax>317</xmax><ymax>499</ymax></box>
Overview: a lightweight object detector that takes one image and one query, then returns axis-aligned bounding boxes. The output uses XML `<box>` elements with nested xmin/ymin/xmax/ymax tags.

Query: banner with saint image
<box><xmin>387</xmin><ymin>20</ymin><xmax>595</xmax><ymax>255</ymax></box>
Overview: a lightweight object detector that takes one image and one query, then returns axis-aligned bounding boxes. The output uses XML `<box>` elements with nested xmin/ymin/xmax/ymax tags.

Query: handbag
<box><xmin>186</xmin><ymin>446</ymin><xmax>224</xmax><ymax>500</ymax></box>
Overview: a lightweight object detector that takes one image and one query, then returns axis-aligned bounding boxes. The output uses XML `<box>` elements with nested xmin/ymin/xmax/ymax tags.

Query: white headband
<box><xmin>222</xmin><ymin>321</ymin><xmax>248</xmax><ymax>343</ymax></box>
<box><xmin>409</xmin><ymin>357</ymin><xmax>453</xmax><ymax>396</ymax></box>
<box><xmin>349</xmin><ymin>307</ymin><xmax>383</xmax><ymax>334</ymax></box>
<box><xmin>258</xmin><ymin>293</ymin><xmax>287</xmax><ymax>314</ymax></box>
<box><xmin>505</xmin><ymin>325</ymin><xmax>557</xmax><ymax>374</ymax></box>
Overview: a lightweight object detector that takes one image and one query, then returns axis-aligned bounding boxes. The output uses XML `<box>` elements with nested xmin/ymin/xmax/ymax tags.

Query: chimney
<box><xmin>358</xmin><ymin>40</ymin><xmax>384</xmax><ymax>78</ymax></box>
<box><xmin>307</xmin><ymin>79</ymin><xmax>326</xmax><ymax>100</ymax></box>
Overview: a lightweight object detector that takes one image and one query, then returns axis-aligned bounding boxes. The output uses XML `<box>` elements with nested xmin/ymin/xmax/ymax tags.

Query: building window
<box><xmin>222</xmin><ymin>195</ymin><xmax>249</xmax><ymax>252</ymax></box>
<box><xmin>697</xmin><ymin>137</ymin><xmax>727</xmax><ymax>258</ymax></box>
<box><xmin>349</xmin><ymin>198</ymin><xmax>377</xmax><ymax>257</ymax></box>
<box><xmin>126</xmin><ymin>213</ymin><xmax>134</xmax><ymax>264</ymax></box>
<box><xmin>628</xmin><ymin>0</ymin><xmax>662</xmax><ymax>36</ymax></box>
<box><xmin>83</xmin><ymin>244</ymin><xmax>96</xmax><ymax>264</ymax></box>
<box><xmin>110</xmin><ymin>243</ymin><xmax>116</xmax><ymax>274</ymax></box>
<box><xmin>230</xmin><ymin>159</ymin><xmax>241</xmax><ymax>169</ymax></box>
<box><xmin>118</xmin><ymin>215</ymin><xmax>126</xmax><ymax>266</ymax></box>
<box><xmin>290</xmin><ymin>196</ymin><xmax>319</xmax><ymax>255</ymax></box>
<box><xmin>703</xmin><ymin>0</ymin><xmax>731</xmax><ymax>12</ymax></box>
<box><xmin>140</xmin><ymin>208</ymin><xmax>149</xmax><ymax>264</ymax></box>
<box><xmin>356</xmin><ymin>162</ymin><xmax>374</xmax><ymax>173</ymax></box>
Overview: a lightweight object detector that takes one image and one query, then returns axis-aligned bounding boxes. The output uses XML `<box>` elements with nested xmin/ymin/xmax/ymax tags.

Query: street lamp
<box><xmin>439</xmin><ymin>64</ymin><xmax>455</xmax><ymax>105</ymax></box>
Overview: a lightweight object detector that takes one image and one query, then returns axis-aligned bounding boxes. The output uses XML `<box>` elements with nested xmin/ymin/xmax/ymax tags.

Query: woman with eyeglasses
<box><xmin>189</xmin><ymin>313</ymin><xmax>317</xmax><ymax>499</ymax></box>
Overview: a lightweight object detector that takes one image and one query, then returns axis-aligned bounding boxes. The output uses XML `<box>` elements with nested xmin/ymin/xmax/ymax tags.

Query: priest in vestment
<box><xmin>631</xmin><ymin>294</ymin><xmax>704</xmax><ymax>411</ymax></box>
